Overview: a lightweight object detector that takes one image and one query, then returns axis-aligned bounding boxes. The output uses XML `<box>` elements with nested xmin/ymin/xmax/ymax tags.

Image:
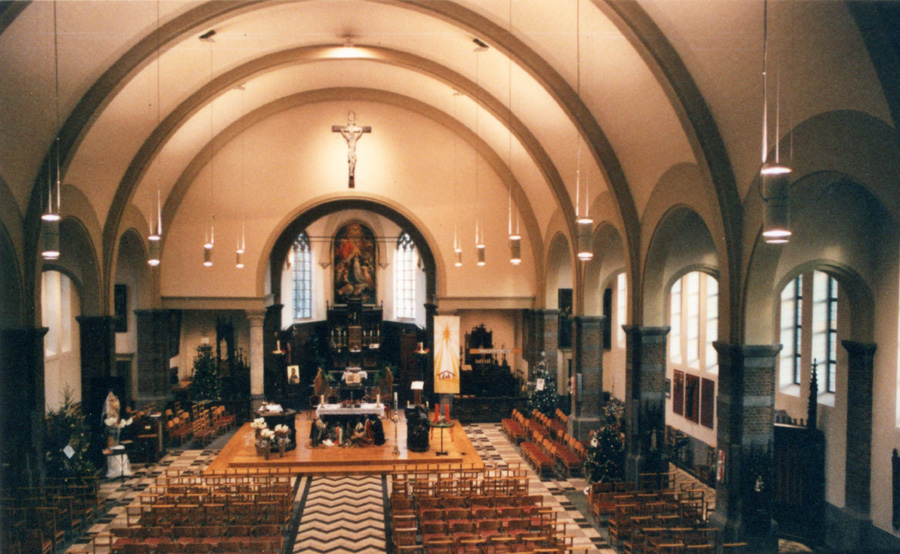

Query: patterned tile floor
<box><xmin>464</xmin><ymin>423</ymin><xmax>615</xmax><ymax>554</ymax></box>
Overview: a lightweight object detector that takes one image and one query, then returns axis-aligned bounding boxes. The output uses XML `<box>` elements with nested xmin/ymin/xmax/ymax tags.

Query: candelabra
<box><xmin>392</xmin><ymin>412</ymin><xmax>400</xmax><ymax>456</ymax></box>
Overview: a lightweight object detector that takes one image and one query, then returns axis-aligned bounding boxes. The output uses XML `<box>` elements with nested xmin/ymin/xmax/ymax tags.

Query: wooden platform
<box><xmin>205</xmin><ymin>414</ymin><xmax>485</xmax><ymax>475</ymax></box>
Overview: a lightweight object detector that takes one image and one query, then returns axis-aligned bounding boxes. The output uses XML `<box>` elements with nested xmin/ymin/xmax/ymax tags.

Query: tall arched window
<box><xmin>667</xmin><ymin>270</ymin><xmax>718</xmax><ymax>430</ymax></box>
<box><xmin>395</xmin><ymin>233</ymin><xmax>416</xmax><ymax>319</ymax></box>
<box><xmin>778</xmin><ymin>270</ymin><xmax>839</xmax><ymax>395</ymax></box>
<box><xmin>292</xmin><ymin>233</ymin><xmax>311</xmax><ymax>319</ymax></box>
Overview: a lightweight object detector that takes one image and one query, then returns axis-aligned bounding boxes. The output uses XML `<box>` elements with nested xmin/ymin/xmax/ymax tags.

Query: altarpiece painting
<box><xmin>333</xmin><ymin>222</ymin><xmax>377</xmax><ymax>305</ymax></box>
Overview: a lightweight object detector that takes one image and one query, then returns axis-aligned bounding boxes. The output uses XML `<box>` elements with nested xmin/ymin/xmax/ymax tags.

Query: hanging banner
<box><xmin>433</xmin><ymin>316</ymin><xmax>460</xmax><ymax>394</ymax></box>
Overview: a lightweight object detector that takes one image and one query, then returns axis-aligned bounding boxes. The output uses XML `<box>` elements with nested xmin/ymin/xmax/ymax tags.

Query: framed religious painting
<box><xmin>333</xmin><ymin>222</ymin><xmax>377</xmax><ymax>305</ymax></box>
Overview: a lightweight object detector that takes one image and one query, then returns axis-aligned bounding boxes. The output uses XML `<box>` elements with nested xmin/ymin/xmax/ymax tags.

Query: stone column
<box><xmin>77</xmin><ymin>316</ymin><xmax>116</xmax><ymax>414</ymax></box>
<box><xmin>135</xmin><ymin>310</ymin><xmax>171</xmax><ymax>403</ymax></box>
<box><xmin>523</xmin><ymin>309</ymin><xmax>544</xmax><ymax>369</ymax></box>
<box><xmin>247</xmin><ymin>311</ymin><xmax>266</xmax><ymax>412</ymax></box>
<box><xmin>711</xmin><ymin>342</ymin><xmax>780</xmax><ymax>554</ymax></box>
<box><xmin>0</xmin><ymin>328</ymin><xmax>47</xmax><ymax>488</ymax></box>
<box><xmin>541</xmin><ymin>309</ymin><xmax>559</xmax><ymax>385</ymax></box>
<box><xmin>572</xmin><ymin>315</ymin><xmax>605</xmax><ymax>441</ymax></box>
<box><xmin>828</xmin><ymin>340</ymin><xmax>877</xmax><ymax>550</ymax></box>
<box><xmin>623</xmin><ymin>326</ymin><xmax>669</xmax><ymax>481</ymax></box>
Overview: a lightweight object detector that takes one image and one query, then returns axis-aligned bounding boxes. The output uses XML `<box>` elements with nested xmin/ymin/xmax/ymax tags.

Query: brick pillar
<box><xmin>572</xmin><ymin>316</ymin><xmax>605</xmax><ymax>441</ymax></box>
<box><xmin>135</xmin><ymin>310</ymin><xmax>172</xmax><ymax>403</ymax></box>
<box><xmin>77</xmin><ymin>316</ymin><xmax>116</xmax><ymax>415</ymax></box>
<box><xmin>541</xmin><ymin>310</ymin><xmax>559</xmax><ymax>387</ymax></box>
<box><xmin>0</xmin><ymin>327</ymin><xmax>48</xmax><ymax>488</ymax></box>
<box><xmin>711</xmin><ymin>343</ymin><xmax>779</xmax><ymax>554</ymax></box>
<box><xmin>823</xmin><ymin>340</ymin><xmax>878</xmax><ymax>551</ymax></box>
<box><xmin>623</xmin><ymin>326</ymin><xmax>669</xmax><ymax>481</ymax></box>
<box><xmin>843</xmin><ymin>340</ymin><xmax>876</xmax><ymax>513</ymax></box>
<box><xmin>523</xmin><ymin>310</ymin><xmax>544</xmax><ymax>368</ymax></box>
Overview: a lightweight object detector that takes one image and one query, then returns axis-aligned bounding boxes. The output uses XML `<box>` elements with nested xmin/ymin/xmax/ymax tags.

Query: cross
<box><xmin>332</xmin><ymin>111</ymin><xmax>371</xmax><ymax>188</ymax></box>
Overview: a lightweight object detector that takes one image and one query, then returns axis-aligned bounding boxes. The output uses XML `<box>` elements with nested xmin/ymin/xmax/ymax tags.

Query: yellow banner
<box><xmin>433</xmin><ymin>316</ymin><xmax>460</xmax><ymax>394</ymax></box>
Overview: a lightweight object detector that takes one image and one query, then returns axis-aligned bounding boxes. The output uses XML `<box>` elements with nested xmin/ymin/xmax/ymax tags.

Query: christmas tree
<box><xmin>192</xmin><ymin>344</ymin><xmax>220</xmax><ymax>401</ymax></box>
<box><xmin>527</xmin><ymin>351</ymin><xmax>557</xmax><ymax>416</ymax></box>
<box><xmin>583</xmin><ymin>397</ymin><xmax>626</xmax><ymax>483</ymax></box>
<box><xmin>45</xmin><ymin>389</ymin><xmax>96</xmax><ymax>479</ymax></box>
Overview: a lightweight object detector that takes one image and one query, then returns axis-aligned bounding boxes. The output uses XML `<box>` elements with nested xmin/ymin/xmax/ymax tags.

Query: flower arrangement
<box><xmin>105</xmin><ymin>416</ymin><xmax>133</xmax><ymax>446</ymax></box>
<box><xmin>273</xmin><ymin>424</ymin><xmax>291</xmax><ymax>445</ymax></box>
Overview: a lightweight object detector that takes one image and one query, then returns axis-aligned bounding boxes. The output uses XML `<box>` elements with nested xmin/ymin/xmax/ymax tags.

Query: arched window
<box><xmin>667</xmin><ymin>271</ymin><xmax>718</xmax><ymax>430</ymax></box>
<box><xmin>292</xmin><ymin>233</ymin><xmax>312</xmax><ymax>319</ymax></box>
<box><xmin>778</xmin><ymin>270</ymin><xmax>838</xmax><ymax>395</ymax></box>
<box><xmin>395</xmin><ymin>233</ymin><xmax>416</xmax><ymax>319</ymax></box>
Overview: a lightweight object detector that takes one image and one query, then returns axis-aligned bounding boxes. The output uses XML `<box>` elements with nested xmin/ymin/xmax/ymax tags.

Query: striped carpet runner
<box><xmin>293</xmin><ymin>475</ymin><xmax>388</xmax><ymax>554</ymax></box>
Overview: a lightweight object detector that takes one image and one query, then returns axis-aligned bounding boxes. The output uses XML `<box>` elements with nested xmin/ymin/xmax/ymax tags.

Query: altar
<box><xmin>316</xmin><ymin>402</ymin><xmax>384</xmax><ymax>421</ymax></box>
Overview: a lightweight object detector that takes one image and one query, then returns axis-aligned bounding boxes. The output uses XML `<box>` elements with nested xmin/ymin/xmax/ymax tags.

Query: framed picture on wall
<box><xmin>701</xmin><ymin>378</ymin><xmax>715</xmax><ymax>429</ymax></box>
<box><xmin>685</xmin><ymin>374</ymin><xmax>700</xmax><ymax>423</ymax></box>
<box><xmin>114</xmin><ymin>284</ymin><xmax>127</xmax><ymax>333</ymax></box>
<box><xmin>673</xmin><ymin>370</ymin><xmax>685</xmax><ymax>416</ymax></box>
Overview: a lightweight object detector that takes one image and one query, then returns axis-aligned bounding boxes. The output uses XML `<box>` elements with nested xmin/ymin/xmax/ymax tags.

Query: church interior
<box><xmin>3</xmin><ymin>1</ymin><xmax>900</xmax><ymax>553</ymax></box>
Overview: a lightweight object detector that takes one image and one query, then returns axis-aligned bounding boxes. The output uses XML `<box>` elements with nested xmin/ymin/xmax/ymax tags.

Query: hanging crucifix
<box><xmin>332</xmin><ymin>111</ymin><xmax>371</xmax><ymax>188</ymax></box>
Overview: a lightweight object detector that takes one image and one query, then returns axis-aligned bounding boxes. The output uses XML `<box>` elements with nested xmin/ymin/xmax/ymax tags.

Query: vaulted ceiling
<box><xmin>0</xmin><ymin>0</ymin><xmax>893</xmax><ymax>309</ymax></box>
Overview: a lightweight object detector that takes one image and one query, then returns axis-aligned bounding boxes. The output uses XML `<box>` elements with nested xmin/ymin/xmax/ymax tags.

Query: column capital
<box><xmin>713</xmin><ymin>341</ymin><xmax>782</xmax><ymax>358</ymax></box>
<box><xmin>841</xmin><ymin>340</ymin><xmax>877</xmax><ymax>357</ymax></box>
<box><xmin>623</xmin><ymin>325</ymin><xmax>669</xmax><ymax>337</ymax></box>
<box><xmin>245</xmin><ymin>310</ymin><xmax>266</xmax><ymax>325</ymax></box>
<box><xmin>573</xmin><ymin>315</ymin><xmax>605</xmax><ymax>326</ymax></box>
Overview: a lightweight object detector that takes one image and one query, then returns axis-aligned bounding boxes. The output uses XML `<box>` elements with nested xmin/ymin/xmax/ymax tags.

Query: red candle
<box><xmin>445</xmin><ymin>403</ymin><xmax>451</xmax><ymax>422</ymax></box>
<box><xmin>435</xmin><ymin>403</ymin><xmax>440</xmax><ymax>421</ymax></box>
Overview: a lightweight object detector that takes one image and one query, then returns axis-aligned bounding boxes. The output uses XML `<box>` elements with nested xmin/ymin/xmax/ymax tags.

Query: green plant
<box><xmin>44</xmin><ymin>388</ymin><xmax>96</xmax><ymax>479</ymax></box>
<box><xmin>192</xmin><ymin>344</ymin><xmax>220</xmax><ymax>401</ymax></box>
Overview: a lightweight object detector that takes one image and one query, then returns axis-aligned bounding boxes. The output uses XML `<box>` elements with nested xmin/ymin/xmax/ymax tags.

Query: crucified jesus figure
<box><xmin>332</xmin><ymin>111</ymin><xmax>371</xmax><ymax>188</ymax></box>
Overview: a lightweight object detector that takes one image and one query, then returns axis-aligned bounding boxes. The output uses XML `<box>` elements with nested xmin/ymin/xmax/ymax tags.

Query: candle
<box><xmin>320</xmin><ymin>395</ymin><xmax>325</xmax><ymax>406</ymax></box>
<box><xmin>377</xmin><ymin>393</ymin><xmax>381</xmax><ymax>405</ymax></box>
<box><xmin>435</xmin><ymin>403</ymin><xmax>440</xmax><ymax>421</ymax></box>
<box><xmin>445</xmin><ymin>403</ymin><xmax>450</xmax><ymax>422</ymax></box>
<box><xmin>394</xmin><ymin>392</ymin><xmax>398</xmax><ymax>411</ymax></box>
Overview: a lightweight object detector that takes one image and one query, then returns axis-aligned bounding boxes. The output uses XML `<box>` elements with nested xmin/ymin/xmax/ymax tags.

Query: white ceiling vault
<box><xmin>0</xmin><ymin>0</ymin><xmax>893</xmax><ymax>313</ymax></box>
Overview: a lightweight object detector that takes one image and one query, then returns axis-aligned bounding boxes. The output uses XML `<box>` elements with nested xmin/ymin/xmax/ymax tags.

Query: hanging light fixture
<box><xmin>473</xmin><ymin>40</ymin><xmax>487</xmax><ymax>266</ymax></box>
<box><xmin>201</xmin><ymin>30</ymin><xmax>216</xmax><ymax>266</ymax></box>
<box><xmin>573</xmin><ymin>0</ymin><xmax>593</xmax><ymax>261</ymax></box>
<box><xmin>148</xmin><ymin>0</ymin><xmax>163</xmax><ymax>267</ymax></box>
<box><xmin>759</xmin><ymin>0</ymin><xmax>792</xmax><ymax>244</ymax></box>
<box><xmin>452</xmin><ymin>90</ymin><xmax>463</xmax><ymax>266</ymax></box>
<box><xmin>507</xmin><ymin>0</ymin><xmax>522</xmax><ymax>266</ymax></box>
<box><xmin>236</xmin><ymin>84</ymin><xmax>247</xmax><ymax>269</ymax></box>
<box><xmin>42</xmin><ymin>2</ymin><xmax>62</xmax><ymax>260</ymax></box>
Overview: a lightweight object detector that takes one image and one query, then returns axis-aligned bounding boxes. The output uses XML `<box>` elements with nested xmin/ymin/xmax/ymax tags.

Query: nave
<box><xmin>62</xmin><ymin>423</ymin><xmax>613</xmax><ymax>554</ymax></box>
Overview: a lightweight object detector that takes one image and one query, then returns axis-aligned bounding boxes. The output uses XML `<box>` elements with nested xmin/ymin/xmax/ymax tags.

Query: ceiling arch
<box><xmin>154</xmin><ymin>87</ymin><xmax>546</xmax><ymax>292</ymax></box>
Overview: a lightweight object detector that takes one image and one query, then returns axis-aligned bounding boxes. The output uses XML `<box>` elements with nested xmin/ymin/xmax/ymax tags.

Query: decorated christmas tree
<box><xmin>45</xmin><ymin>389</ymin><xmax>96</xmax><ymax>479</ymax></box>
<box><xmin>583</xmin><ymin>396</ymin><xmax>626</xmax><ymax>483</ymax></box>
<box><xmin>192</xmin><ymin>343</ymin><xmax>220</xmax><ymax>401</ymax></box>
<box><xmin>527</xmin><ymin>351</ymin><xmax>557</xmax><ymax>416</ymax></box>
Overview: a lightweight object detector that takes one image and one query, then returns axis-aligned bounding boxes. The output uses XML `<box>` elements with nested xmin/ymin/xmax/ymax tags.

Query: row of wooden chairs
<box><xmin>506</xmin><ymin>409</ymin><xmax>585</xmax><ymax>479</ymax></box>
<box><xmin>93</xmin><ymin>523</ymin><xmax>283</xmax><ymax>554</ymax></box>
<box><xmin>1</xmin><ymin>477</ymin><xmax>106</xmax><ymax>553</ymax></box>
